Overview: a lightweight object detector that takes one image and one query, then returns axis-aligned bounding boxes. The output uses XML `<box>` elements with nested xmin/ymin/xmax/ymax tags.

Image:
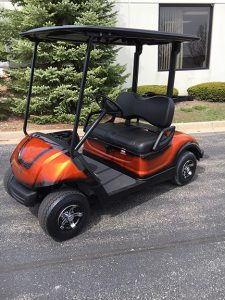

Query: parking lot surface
<box><xmin>1</xmin><ymin>132</ymin><xmax>225</xmax><ymax>300</ymax></box>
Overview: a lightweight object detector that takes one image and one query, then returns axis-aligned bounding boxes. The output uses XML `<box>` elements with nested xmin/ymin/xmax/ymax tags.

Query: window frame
<box><xmin>158</xmin><ymin>4</ymin><xmax>213</xmax><ymax>72</ymax></box>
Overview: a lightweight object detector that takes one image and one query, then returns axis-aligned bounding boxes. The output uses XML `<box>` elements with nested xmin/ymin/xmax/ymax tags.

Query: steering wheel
<box><xmin>95</xmin><ymin>94</ymin><xmax>122</xmax><ymax>114</ymax></box>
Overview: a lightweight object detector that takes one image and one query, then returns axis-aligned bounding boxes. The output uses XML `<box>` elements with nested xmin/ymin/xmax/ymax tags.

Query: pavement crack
<box><xmin>1</xmin><ymin>233</ymin><xmax>225</xmax><ymax>274</ymax></box>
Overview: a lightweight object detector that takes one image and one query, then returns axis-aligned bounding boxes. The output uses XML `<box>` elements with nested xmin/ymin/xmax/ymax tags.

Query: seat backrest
<box><xmin>116</xmin><ymin>92</ymin><xmax>175</xmax><ymax>128</ymax></box>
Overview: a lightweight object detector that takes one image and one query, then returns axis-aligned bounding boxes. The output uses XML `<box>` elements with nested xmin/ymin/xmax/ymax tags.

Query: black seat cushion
<box><xmin>88</xmin><ymin>122</ymin><xmax>166</xmax><ymax>156</ymax></box>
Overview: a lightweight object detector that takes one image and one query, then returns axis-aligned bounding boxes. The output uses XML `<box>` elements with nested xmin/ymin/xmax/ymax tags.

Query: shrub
<box><xmin>0</xmin><ymin>101</ymin><xmax>11</xmax><ymax>121</ymax></box>
<box><xmin>134</xmin><ymin>85</ymin><xmax>179</xmax><ymax>96</ymax></box>
<box><xmin>187</xmin><ymin>82</ymin><xmax>225</xmax><ymax>102</ymax></box>
<box><xmin>0</xmin><ymin>84</ymin><xmax>6</xmax><ymax>98</ymax></box>
<box><xmin>0</xmin><ymin>113</ymin><xmax>8</xmax><ymax>121</ymax></box>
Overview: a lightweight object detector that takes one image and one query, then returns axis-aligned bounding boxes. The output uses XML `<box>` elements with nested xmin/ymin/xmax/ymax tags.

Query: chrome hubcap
<box><xmin>58</xmin><ymin>205</ymin><xmax>84</xmax><ymax>231</ymax></box>
<box><xmin>182</xmin><ymin>160</ymin><xmax>195</xmax><ymax>179</ymax></box>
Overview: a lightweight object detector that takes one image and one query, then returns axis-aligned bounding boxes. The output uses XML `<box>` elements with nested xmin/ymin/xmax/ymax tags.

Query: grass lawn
<box><xmin>174</xmin><ymin>100</ymin><xmax>225</xmax><ymax>123</ymax></box>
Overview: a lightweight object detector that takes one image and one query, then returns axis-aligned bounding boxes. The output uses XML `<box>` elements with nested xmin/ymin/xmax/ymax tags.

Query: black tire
<box><xmin>172</xmin><ymin>151</ymin><xmax>197</xmax><ymax>186</ymax></box>
<box><xmin>38</xmin><ymin>189</ymin><xmax>90</xmax><ymax>241</ymax></box>
<box><xmin>4</xmin><ymin>168</ymin><xmax>14</xmax><ymax>196</ymax></box>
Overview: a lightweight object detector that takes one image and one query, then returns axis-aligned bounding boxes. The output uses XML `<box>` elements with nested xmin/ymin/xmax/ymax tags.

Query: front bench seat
<box><xmin>88</xmin><ymin>122</ymin><xmax>168</xmax><ymax>156</ymax></box>
<box><xmin>87</xmin><ymin>92</ymin><xmax>175</xmax><ymax>156</ymax></box>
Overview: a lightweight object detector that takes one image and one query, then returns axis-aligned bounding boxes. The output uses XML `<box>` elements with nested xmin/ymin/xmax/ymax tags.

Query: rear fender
<box><xmin>175</xmin><ymin>142</ymin><xmax>204</xmax><ymax>162</ymax></box>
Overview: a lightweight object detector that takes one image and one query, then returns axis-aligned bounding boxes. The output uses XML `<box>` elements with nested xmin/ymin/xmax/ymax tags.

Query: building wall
<box><xmin>0</xmin><ymin>0</ymin><xmax>12</xmax><ymax>9</ymax></box>
<box><xmin>115</xmin><ymin>1</ymin><xmax>225</xmax><ymax>94</ymax></box>
<box><xmin>1</xmin><ymin>1</ymin><xmax>225</xmax><ymax>94</ymax></box>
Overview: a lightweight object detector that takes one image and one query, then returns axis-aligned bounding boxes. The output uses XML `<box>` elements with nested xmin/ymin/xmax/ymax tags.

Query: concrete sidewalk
<box><xmin>1</xmin><ymin>121</ymin><xmax>225</xmax><ymax>145</ymax></box>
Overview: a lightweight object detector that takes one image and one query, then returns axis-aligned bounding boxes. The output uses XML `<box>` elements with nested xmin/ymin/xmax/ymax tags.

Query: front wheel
<box><xmin>38</xmin><ymin>190</ymin><xmax>90</xmax><ymax>241</ymax></box>
<box><xmin>172</xmin><ymin>151</ymin><xmax>197</xmax><ymax>186</ymax></box>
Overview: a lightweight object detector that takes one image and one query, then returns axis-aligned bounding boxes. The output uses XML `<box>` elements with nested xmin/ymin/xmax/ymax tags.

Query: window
<box><xmin>159</xmin><ymin>5</ymin><xmax>213</xmax><ymax>70</ymax></box>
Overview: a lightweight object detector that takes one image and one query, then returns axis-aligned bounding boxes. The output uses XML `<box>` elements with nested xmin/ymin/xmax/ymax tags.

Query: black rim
<box><xmin>58</xmin><ymin>205</ymin><xmax>84</xmax><ymax>231</ymax></box>
<box><xmin>182</xmin><ymin>159</ymin><xmax>195</xmax><ymax>180</ymax></box>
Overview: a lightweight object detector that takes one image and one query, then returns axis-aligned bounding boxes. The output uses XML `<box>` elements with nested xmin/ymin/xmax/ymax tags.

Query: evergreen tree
<box><xmin>0</xmin><ymin>0</ymin><xmax>127</xmax><ymax>124</ymax></box>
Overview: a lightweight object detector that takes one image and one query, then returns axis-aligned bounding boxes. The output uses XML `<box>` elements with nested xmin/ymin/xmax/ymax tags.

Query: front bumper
<box><xmin>9</xmin><ymin>176</ymin><xmax>38</xmax><ymax>207</ymax></box>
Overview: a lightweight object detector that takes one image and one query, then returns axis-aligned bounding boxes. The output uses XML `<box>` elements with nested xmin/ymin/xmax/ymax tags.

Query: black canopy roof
<box><xmin>21</xmin><ymin>25</ymin><xmax>199</xmax><ymax>46</ymax></box>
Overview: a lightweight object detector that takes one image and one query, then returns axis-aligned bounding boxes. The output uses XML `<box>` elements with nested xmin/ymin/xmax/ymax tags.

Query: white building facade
<box><xmin>115</xmin><ymin>1</ymin><xmax>225</xmax><ymax>94</ymax></box>
<box><xmin>1</xmin><ymin>1</ymin><xmax>225</xmax><ymax>94</ymax></box>
<box><xmin>0</xmin><ymin>0</ymin><xmax>11</xmax><ymax>9</ymax></box>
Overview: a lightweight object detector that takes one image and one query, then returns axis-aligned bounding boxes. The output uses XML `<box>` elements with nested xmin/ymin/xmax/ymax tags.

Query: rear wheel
<box><xmin>38</xmin><ymin>190</ymin><xmax>90</xmax><ymax>241</ymax></box>
<box><xmin>172</xmin><ymin>151</ymin><xmax>197</xmax><ymax>186</ymax></box>
<box><xmin>4</xmin><ymin>168</ymin><xmax>14</xmax><ymax>196</ymax></box>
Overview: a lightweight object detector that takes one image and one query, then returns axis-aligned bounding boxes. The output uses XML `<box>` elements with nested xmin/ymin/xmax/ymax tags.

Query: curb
<box><xmin>173</xmin><ymin>120</ymin><xmax>225</xmax><ymax>134</ymax></box>
<box><xmin>1</xmin><ymin>121</ymin><xmax>225</xmax><ymax>145</ymax></box>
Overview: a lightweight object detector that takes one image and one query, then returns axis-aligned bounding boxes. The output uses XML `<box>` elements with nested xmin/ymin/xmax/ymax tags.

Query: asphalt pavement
<box><xmin>1</xmin><ymin>132</ymin><xmax>225</xmax><ymax>300</ymax></box>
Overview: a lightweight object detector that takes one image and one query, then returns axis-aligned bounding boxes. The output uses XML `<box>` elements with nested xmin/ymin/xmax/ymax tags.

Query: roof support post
<box><xmin>23</xmin><ymin>41</ymin><xmax>38</xmax><ymax>135</ymax></box>
<box><xmin>129</xmin><ymin>44</ymin><xmax>143</xmax><ymax>125</ymax></box>
<box><xmin>71</xmin><ymin>37</ymin><xmax>93</xmax><ymax>157</ymax></box>
<box><xmin>132</xmin><ymin>44</ymin><xmax>143</xmax><ymax>93</ymax></box>
<box><xmin>167</xmin><ymin>42</ymin><xmax>181</xmax><ymax>98</ymax></box>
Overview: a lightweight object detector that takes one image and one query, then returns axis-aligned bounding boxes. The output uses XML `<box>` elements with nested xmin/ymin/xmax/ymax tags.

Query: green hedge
<box><xmin>187</xmin><ymin>82</ymin><xmax>225</xmax><ymax>102</ymax></box>
<box><xmin>0</xmin><ymin>101</ymin><xmax>10</xmax><ymax>121</ymax></box>
<box><xmin>134</xmin><ymin>85</ymin><xmax>179</xmax><ymax>96</ymax></box>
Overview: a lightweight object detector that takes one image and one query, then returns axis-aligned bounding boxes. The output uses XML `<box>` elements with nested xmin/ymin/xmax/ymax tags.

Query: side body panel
<box><xmin>83</xmin><ymin>131</ymin><xmax>199</xmax><ymax>177</ymax></box>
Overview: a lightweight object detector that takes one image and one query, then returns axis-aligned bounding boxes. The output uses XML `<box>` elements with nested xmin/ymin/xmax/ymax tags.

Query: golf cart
<box><xmin>4</xmin><ymin>25</ymin><xmax>203</xmax><ymax>241</ymax></box>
